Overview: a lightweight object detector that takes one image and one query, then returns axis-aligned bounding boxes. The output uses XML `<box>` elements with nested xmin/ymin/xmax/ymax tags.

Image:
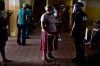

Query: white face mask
<box><xmin>52</xmin><ymin>9</ymin><xmax>58</xmax><ymax>17</ymax></box>
<box><xmin>54</xmin><ymin>12</ymin><xmax>57</xmax><ymax>17</ymax></box>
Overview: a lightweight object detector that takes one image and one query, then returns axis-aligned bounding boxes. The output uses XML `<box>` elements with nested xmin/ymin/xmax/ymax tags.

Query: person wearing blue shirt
<box><xmin>25</xmin><ymin>4</ymin><xmax>32</xmax><ymax>38</ymax></box>
<box><xmin>17</xmin><ymin>3</ymin><xmax>27</xmax><ymax>46</ymax></box>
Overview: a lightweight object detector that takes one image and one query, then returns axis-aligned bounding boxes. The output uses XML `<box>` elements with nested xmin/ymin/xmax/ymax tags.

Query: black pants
<box><xmin>73</xmin><ymin>33</ymin><xmax>85</xmax><ymax>58</ymax></box>
<box><xmin>0</xmin><ymin>29</ymin><xmax>8</xmax><ymax>59</ymax></box>
<box><xmin>17</xmin><ymin>24</ymin><xmax>26</xmax><ymax>45</ymax></box>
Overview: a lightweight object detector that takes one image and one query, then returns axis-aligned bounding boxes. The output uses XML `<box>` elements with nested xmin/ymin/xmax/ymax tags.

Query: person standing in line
<box><xmin>61</xmin><ymin>6</ymin><xmax>70</xmax><ymax>32</ymax></box>
<box><xmin>0</xmin><ymin>1</ymin><xmax>12</xmax><ymax>62</ymax></box>
<box><xmin>70</xmin><ymin>2</ymin><xmax>87</xmax><ymax>64</ymax></box>
<box><xmin>17</xmin><ymin>3</ymin><xmax>27</xmax><ymax>46</ymax></box>
<box><xmin>40</xmin><ymin>5</ymin><xmax>58</xmax><ymax>62</ymax></box>
<box><xmin>25</xmin><ymin>4</ymin><xmax>32</xmax><ymax>39</ymax></box>
<box><xmin>53</xmin><ymin>6</ymin><xmax>62</xmax><ymax>41</ymax></box>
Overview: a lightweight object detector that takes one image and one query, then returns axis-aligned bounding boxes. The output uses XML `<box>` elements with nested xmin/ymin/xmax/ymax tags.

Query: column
<box><xmin>68</xmin><ymin>0</ymin><xmax>73</xmax><ymax>29</ymax></box>
<box><xmin>9</xmin><ymin>0</ymin><xmax>20</xmax><ymax>36</ymax></box>
<box><xmin>46</xmin><ymin>0</ymin><xmax>51</xmax><ymax>5</ymax></box>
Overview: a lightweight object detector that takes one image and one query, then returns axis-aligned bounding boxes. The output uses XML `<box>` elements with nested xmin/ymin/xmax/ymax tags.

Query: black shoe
<box><xmin>17</xmin><ymin>40</ymin><xmax>21</xmax><ymax>45</ymax></box>
<box><xmin>22</xmin><ymin>41</ymin><xmax>26</xmax><ymax>46</ymax></box>
<box><xmin>25</xmin><ymin>36</ymin><xmax>29</xmax><ymax>39</ymax></box>
<box><xmin>48</xmin><ymin>55</ymin><xmax>54</xmax><ymax>59</ymax></box>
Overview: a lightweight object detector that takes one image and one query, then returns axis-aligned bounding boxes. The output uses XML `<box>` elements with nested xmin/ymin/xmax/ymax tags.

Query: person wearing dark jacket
<box><xmin>70</xmin><ymin>2</ymin><xmax>87</xmax><ymax>64</ymax></box>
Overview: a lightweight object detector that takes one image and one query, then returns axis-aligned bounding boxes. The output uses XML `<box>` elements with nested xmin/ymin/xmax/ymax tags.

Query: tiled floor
<box><xmin>0</xmin><ymin>27</ymin><xmax>99</xmax><ymax>66</ymax></box>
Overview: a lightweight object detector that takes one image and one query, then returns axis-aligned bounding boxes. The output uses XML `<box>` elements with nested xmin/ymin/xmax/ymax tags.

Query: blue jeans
<box><xmin>26</xmin><ymin>23</ymin><xmax>30</xmax><ymax>37</ymax></box>
<box><xmin>17</xmin><ymin>24</ymin><xmax>26</xmax><ymax>45</ymax></box>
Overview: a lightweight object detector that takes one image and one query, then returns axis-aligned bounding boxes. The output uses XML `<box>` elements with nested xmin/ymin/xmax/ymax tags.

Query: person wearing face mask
<box><xmin>70</xmin><ymin>2</ymin><xmax>87</xmax><ymax>64</ymax></box>
<box><xmin>53</xmin><ymin>6</ymin><xmax>62</xmax><ymax>42</ymax></box>
<box><xmin>0</xmin><ymin>1</ymin><xmax>13</xmax><ymax>62</ymax></box>
<box><xmin>40</xmin><ymin>5</ymin><xmax>58</xmax><ymax>62</ymax></box>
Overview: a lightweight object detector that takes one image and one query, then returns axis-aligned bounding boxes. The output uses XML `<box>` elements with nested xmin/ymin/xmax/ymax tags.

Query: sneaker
<box><xmin>2</xmin><ymin>58</ymin><xmax>12</xmax><ymax>62</ymax></box>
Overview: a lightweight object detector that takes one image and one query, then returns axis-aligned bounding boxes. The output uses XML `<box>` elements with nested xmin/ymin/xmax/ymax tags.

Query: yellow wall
<box><xmin>85</xmin><ymin>0</ymin><xmax>100</xmax><ymax>28</ymax></box>
<box><xmin>86</xmin><ymin>7</ymin><xmax>100</xmax><ymax>26</ymax></box>
<box><xmin>9</xmin><ymin>5</ymin><xmax>19</xmax><ymax>36</ymax></box>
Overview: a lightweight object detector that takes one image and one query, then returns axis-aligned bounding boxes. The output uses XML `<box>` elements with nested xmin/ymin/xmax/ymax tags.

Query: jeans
<box><xmin>17</xmin><ymin>24</ymin><xmax>26</xmax><ymax>45</ymax></box>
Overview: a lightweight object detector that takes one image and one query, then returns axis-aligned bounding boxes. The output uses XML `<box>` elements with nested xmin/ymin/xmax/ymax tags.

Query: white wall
<box><xmin>9</xmin><ymin>0</ymin><xmax>15</xmax><ymax>6</ymax></box>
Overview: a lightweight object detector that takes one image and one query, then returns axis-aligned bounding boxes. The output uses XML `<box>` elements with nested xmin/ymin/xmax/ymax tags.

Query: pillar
<box><xmin>68</xmin><ymin>0</ymin><xmax>73</xmax><ymax>29</ymax></box>
<box><xmin>9</xmin><ymin>0</ymin><xmax>20</xmax><ymax>36</ymax></box>
<box><xmin>46</xmin><ymin>0</ymin><xmax>51</xmax><ymax>5</ymax></box>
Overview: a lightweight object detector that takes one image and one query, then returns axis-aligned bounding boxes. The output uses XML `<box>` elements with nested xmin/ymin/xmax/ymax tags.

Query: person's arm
<box><xmin>41</xmin><ymin>21</ymin><xmax>46</xmax><ymax>31</ymax></box>
<box><xmin>3</xmin><ymin>10</ymin><xmax>13</xmax><ymax>27</ymax></box>
<box><xmin>6</xmin><ymin>10</ymin><xmax>13</xmax><ymax>19</ymax></box>
<box><xmin>70</xmin><ymin>13</ymin><xmax>75</xmax><ymax>37</ymax></box>
<box><xmin>41</xmin><ymin>14</ymin><xmax>46</xmax><ymax>31</ymax></box>
<box><xmin>70</xmin><ymin>22</ymin><xmax>75</xmax><ymax>37</ymax></box>
<box><xmin>16</xmin><ymin>10</ymin><xmax>19</xmax><ymax>25</ymax></box>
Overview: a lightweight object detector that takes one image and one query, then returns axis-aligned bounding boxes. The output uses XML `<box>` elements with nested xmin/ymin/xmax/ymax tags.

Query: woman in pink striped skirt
<box><xmin>40</xmin><ymin>5</ymin><xmax>58</xmax><ymax>62</ymax></box>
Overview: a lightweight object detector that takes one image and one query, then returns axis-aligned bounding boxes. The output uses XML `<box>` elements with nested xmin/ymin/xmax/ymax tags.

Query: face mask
<box><xmin>54</xmin><ymin>12</ymin><xmax>57</xmax><ymax>17</ymax></box>
<box><xmin>50</xmin><ymin>9</ymin><xmax>55</xmax><ymax>15</ymax></box>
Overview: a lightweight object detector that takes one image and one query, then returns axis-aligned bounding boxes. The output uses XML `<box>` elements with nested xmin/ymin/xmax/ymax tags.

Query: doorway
<box><xmin>33</xmin><ymin>0</ymin><xmax>46</xmax><ymax>23</ymax></box>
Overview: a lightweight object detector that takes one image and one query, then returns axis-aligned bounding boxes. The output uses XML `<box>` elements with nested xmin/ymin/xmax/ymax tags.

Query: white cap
<box><xmin>23</xmin><ymin>3</ymin><xmax>27</xmax><ymax>8</ymax></box>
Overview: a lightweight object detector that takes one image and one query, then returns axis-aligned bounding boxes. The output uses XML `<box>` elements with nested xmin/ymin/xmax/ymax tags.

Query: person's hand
<box><xmin>42</xmin><ymin>29</ymin><xmax>45</xmax><ymax>32</ymax></box>
<box><xmin>70</xmin><ymin>30</ymin><xmax>73</xmax><ymax>37</ymax></box>
<box><xmin>47</xmin><ymin>33</ymin><xmax>52</xmax><ymax>36</ymax></box>
<box><xmin>6</xmin><ymin>10</ymin><xmax>13</xmax><ymax>17</ymax></box>
<box><xmin>70</xmin><ymin>32</ymin><xmax>72</xmax><ymax>37</ymax></box>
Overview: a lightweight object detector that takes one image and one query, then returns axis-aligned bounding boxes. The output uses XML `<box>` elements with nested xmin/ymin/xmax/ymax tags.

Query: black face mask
<box><xmin>0</xmin><ymin>1</ymin><xmax>5</xmax><ymax>11</ymax></box>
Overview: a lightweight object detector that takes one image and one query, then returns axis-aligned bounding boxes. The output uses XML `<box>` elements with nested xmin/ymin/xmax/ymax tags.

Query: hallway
<box><xmin>0</xmin><ymin>27</ymin><xmax>98</xmax><ymax>66</ymax></box>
